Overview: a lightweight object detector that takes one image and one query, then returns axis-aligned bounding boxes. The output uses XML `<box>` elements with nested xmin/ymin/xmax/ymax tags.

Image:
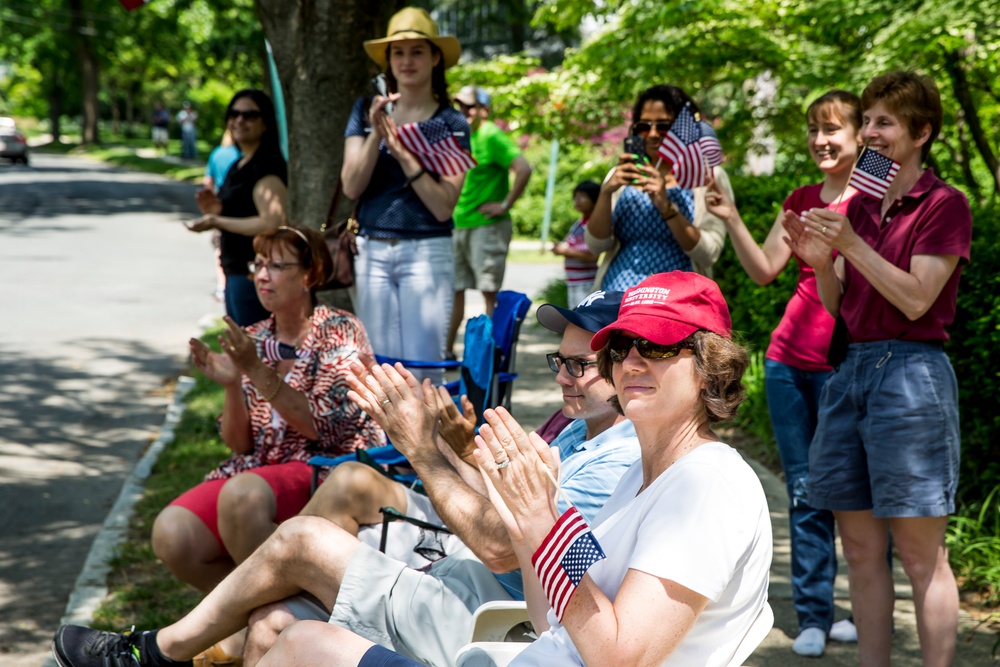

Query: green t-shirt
<box><xmin>453</xmin><ymin>120</ymin><xmax>522</xmax><ymax>229</ymax></box>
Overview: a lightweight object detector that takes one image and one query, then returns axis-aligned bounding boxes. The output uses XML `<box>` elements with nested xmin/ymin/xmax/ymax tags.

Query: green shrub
<box><xmin>947</xmin><ymin>484</ymin><xmax>1000</xmax><ymax>605</ymax></box>
<box><xmin>948</xmin><ymin>200</ymin><xmax>1000</xmax><ymax>506</ymax></box>
<box><xmin>536</xmin><ymin>277</ymin><xmax>568</xmax><ymax>309</ymax></box>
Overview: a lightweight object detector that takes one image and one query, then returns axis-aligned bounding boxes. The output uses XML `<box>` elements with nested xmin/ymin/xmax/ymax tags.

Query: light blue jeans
<box><xmin>355</xmin><ymin>235</ymin><xmax>454</xmax><ymax>383</ymax></box>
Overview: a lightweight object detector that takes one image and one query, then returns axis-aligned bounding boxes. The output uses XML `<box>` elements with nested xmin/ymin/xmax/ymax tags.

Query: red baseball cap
<box><xmin>590</xmin><ymin>271</ymin><xmax>732</xmax><ymax>350</ymax></box>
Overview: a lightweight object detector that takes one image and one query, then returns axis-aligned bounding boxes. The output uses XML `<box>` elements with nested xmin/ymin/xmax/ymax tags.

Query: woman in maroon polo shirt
<box><xmin>784</xmin><ymin>72</ymin><xmax>972</xmax><ymax>666</ymax></box>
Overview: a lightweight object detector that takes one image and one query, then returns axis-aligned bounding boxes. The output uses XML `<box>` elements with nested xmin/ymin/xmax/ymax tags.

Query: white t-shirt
<box><xmin>512</xmin><ymin>442</ymin><xmax>772</xmax><ymax>667</ymax></box>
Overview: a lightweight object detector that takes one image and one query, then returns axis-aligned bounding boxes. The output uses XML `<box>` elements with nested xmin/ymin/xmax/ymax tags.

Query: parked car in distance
<box><xmin>0</xmin><ymin>118</ymin><xmax>29</xmax><ymax>165</ymax></box>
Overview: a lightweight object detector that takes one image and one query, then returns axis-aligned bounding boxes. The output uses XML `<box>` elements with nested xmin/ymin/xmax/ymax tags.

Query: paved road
<box><xmin>0</xmin><ymin>154</ymin><xmax>221</xmax><ymax>665</ymax></box>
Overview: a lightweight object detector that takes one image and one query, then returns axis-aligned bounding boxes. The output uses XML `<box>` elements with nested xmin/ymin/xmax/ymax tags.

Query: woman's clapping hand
<box><xmin>473</xmin><ymin>407</ymin><xmax>561</xmax><ymax>544</ymax></box>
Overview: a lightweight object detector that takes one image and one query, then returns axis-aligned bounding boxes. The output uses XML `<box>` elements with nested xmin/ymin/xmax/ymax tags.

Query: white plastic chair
<box><xmin>454</xmin><ymin>601</ymin><xmax>533</xmax><ymax>667</ymax></box>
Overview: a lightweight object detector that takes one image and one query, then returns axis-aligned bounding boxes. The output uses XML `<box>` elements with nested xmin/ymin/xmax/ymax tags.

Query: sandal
<box><xmin>193</xmin><ymin>643</ymin><xmax>243</xmax><ymax>667</ymax></box>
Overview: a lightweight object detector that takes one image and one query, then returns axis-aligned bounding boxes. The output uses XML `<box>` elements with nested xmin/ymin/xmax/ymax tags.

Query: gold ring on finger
<box><xmin>381</xmin><ymin>399</ymin><xmax>391</xmax><ymax>406</ymax></box>
<box><xmin>822</xmin><ymin>225</ymin><xmax>829</xmax><ymax>234</ymax></box>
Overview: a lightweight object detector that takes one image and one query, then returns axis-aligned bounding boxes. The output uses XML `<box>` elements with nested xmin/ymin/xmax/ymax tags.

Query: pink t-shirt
<box><xmin>841</xmin><ymin>169</ymin><xmax>971</xmax><ymax>342</ymax></box>
<box><xmin>766</xmin><ymin>184</ymin><xmax>852</xmax><ymax>371</ymax></box>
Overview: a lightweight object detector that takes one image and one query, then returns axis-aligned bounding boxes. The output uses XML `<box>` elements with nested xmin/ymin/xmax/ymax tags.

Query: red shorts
<box><xmin>169</xmin><ymin>461</ymin><xmax>314</xmax><ymax>551</ymax></box>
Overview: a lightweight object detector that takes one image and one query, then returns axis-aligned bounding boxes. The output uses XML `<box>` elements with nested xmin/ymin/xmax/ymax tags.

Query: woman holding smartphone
<box><xmin>586</xmin><ymin>85</ymin><xmax>734</xmax><ymax>290</ymax></box>
<box><xmin>705</xmin><ymin>90</ymin><xmax>863</xmax><ymax>657</ymax></box>
<box><xmin>341</xmin><ymin>7</ymin><xmax>469</xmax><ymax>382</ymax></box>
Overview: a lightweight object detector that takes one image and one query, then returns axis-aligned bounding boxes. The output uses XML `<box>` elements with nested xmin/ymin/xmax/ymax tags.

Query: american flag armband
<box><xmin>531</xmin><ymin>507</ymin><xmax>606</xmax><ymax>621</ymax></box>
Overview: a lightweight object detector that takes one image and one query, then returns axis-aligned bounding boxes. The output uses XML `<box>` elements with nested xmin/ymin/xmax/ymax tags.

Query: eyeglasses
<box><xmin>455</xmin><ymin>101</ymin><xmax>475</xmax><ymax>112</ymax></box>
<box><xmin>248</xmin><ymin>260</ymin><xmax>300</xmax><ymax>275</ymax></box>
<box><xmin>546</xmin><ymin>352</ymin><xmax>598</xmax><ymax>378</ymax></box>
<box><xmin>227</xmin><ymin>109</ymin><xmax>262</xmax><ymax>121</ymax></box>
<box><xmin>631</xmin><ymin>121</ymin><xmax>673</xmax><ymax>136</ymax></box>
<box><xmin>606</xmin><ymin>335</ymin><xmax>691</xmax><ymax>363</ymax></box>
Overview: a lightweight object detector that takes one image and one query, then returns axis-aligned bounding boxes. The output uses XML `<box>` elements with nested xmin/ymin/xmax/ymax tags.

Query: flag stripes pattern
<box><xmin>532</xmin><ymin>507</ymin><xmax>606</xmax><ymax>621</ymax></box>
<box><xmin>657</xmin><ymin>105</ymin><xmax>709</xmax><ymax>189</ymax></box>
<box><xmin>396</xmin><ymin>117</ymin><xmax>477</xmax><ymax>177</ymax></box>
<box><xmin>849</xmin><ymin>149</ymin><xmax>900</xmax><ymax>199</ymax></box>
<box><xmin>698</xmin><ymin>121</ymin><xmax>724</xmax><ymax>168</ymax></box>
<box><xmin>258</xmin><ymin>338</ymin><xmax>311</xmax><ymax>363</ymax></box>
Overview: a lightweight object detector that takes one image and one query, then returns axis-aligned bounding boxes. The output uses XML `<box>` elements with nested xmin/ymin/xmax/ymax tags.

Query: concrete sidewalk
<box><xmin>491</xmin><ymin>258</ymin><xmax>998</xmax><ymax>665</ymax></box>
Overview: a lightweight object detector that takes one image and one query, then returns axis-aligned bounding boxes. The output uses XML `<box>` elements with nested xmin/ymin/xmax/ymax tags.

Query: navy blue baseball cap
<box><xmin>536</xmin><ymin>290</ymin><xmax>625</xmax><ymax>335</ymax></box>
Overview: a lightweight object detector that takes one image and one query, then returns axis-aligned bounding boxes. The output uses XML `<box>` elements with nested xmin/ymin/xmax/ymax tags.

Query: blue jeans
<box><xmin>354</xmin><ymin>236</ymin><xmax>454</xmax><ymax>383</ymax></box>
<box><xmin>224</xmin><ymin>273</ymin><xmax>269</xmax><ymax>327</ymax></box>
<box><xmin>765</xmin><ymin>359</ymin><xmax>835</xmax><ymax>632</ymax></box>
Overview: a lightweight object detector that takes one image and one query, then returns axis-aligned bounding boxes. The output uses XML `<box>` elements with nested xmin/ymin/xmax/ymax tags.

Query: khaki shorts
<box><xmin>330</xmin><ymin>544</ymin><xmax>513</xmax><ymax>667</ymax></box>
<box><xmin>453</xmin><ymin>219</ymin><xmax>513</xmax><ymax>292</ymax></box>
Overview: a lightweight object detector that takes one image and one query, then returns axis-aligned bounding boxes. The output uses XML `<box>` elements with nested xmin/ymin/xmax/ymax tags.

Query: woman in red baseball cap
<box><xmin>466</xmin><ymin>271</ymin><xmax>774</xmax><ymax>666</ymax></box>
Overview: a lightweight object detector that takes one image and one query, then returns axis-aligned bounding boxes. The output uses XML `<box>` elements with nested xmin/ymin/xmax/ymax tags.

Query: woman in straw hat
<box><xmin>341</xmin><ymin>7</ymin><xmax>469</xmax><ymax>383</ymax></box>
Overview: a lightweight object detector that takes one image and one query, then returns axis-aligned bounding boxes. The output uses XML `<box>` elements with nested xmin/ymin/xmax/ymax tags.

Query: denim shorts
<box><xmin>808</xmin><ymin>340</ymin><xmax>960</xmax><ymax>518</ymax></box>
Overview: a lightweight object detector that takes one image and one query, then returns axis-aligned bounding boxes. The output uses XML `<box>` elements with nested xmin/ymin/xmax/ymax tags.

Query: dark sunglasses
<box><xmin>607</xmin><ymin>335</ymin><xmax>691</xmax><ymax>363</ymax></box>
<box><xmin>546</xmin><ymin>352</ymin><xmax>598</xmax><ymax>378</ymax></box>
<box><xmin>455</xmin><ymin>101</ymin><xmax>475</xmax><ymax>112</ymax></box>
<box><xmin>227</xmin><ymin>109</ymin><xmax>262</xmax><ymax>121</ymax></box>
<box><xmin>631</xmin><ymin>121</ymin><xmax>673</xmax><ymax>136</ymax></box>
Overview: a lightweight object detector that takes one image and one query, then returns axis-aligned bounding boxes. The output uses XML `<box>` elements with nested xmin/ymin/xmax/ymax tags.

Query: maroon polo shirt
<box><xmin>841</xmin><ymin>169</ymin><xmax>972</xmax><ymax>342</ymax></box>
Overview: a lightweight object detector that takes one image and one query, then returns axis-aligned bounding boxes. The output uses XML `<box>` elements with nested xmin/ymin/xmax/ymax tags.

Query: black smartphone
<box><xmin>623</xmin><ymin>135</ymin><xmax>646</xmax><ymax>164</ymax></box>
<box><xmin>371</xmin><ymin>74</ymin><xmax>393</xmax><ymax>114</ymax></box>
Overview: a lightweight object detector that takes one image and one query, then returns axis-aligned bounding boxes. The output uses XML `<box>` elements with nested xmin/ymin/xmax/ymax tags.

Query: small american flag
<box><xmin>532</xmin><ymin>507</ymin><xmax>606</xmax><ymax>621</ymax></box>
<box><xmin>396</xmin><ymin>118</ymin><xmax>477</xmax><ymax>177</ymax></box>
<box><xmin>698</xmin><ymin>121</ymin><xmax>724</xmax><ymax>168</ymax></box>
<box><xmin>657</xmin><ymin>105</ymin><xmax>709</xmax><ymax>189</ymax></box>
<box><xmin>256</xmin><ymin>338</ymin><xmax>311</xmax><ymax>363</ymax></box>
<box><xmin>849</xmin><ymin>149</ymin><xmax>900</xmax><ymax>199</ymax></box>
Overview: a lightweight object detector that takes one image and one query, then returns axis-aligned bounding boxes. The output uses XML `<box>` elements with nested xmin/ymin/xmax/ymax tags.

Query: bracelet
<box><xmin>531</xmin><ymin>507</ymin><xmax>606</xmax><ymax>621</ymax></box>
<box><xmin>260</xmin><ymin>372</ymin><xmax>282</xmax><ymax>402</ymax></box>
<box><xmin>404</xmin><ymin>167</ymin><xmax>427</xmax><ymax>188</ymax></box>
<box><xmin>500</xmin><ymin>200</ymin><xmax>510</xmax><ymax>212</ymax></box>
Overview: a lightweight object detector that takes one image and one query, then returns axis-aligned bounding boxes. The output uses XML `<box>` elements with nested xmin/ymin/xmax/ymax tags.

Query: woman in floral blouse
<box><xmin>152</xmin><ymin>226</ymin><xmax>384</xmax><ymax>593</ymax></box>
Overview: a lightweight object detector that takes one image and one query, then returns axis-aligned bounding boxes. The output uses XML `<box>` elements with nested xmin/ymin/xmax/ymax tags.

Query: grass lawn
<box><xmin>34</xmin><ymin>137</ymin><xmax>208</xmax><ymax>184</ymax></box>
<box><xmin>92</xmin><ymin>328</ymin><xmax>227</xmax><ymax>630</ymax></box>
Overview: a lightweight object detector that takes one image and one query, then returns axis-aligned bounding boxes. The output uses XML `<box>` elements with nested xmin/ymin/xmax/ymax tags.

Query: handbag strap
<box><xmin>323</xmin><ymin>179</ymin><xmax>344</xmax><ymax>232</ymax></box>
<box><xmin>323</xmin><ymin>178</ymin><xmax>360</xmax><ymax>232</ymax></box>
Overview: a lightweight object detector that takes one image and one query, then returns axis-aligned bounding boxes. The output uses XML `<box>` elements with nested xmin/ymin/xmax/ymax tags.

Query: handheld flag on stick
<box><xmin>254</xmin><ymin>337</ymin><xmax>312</xmax><ymax>363</ymax></box>
<box><xmin>848</xmin><ymin>147</ymin><xmax>900</xmax><ymax>200</ymax></box>
<box><xmin>396</xmin><ymin>118</ymin><xmax>477</xmax><ymax>177</ymax></box>
<box><xmin>656</xmin><ymin>105</ymin><xmax>709</xmax><ymax>189</ymax></box>
<box><xmin>532</xmin><ymin>507</ymin><xmax>606</xmax><ymax>621</ymax></box>
<box><xmin>697</xmin><ymin>121</ymin><xmax>724</xmax><ymax>168</ymax></box>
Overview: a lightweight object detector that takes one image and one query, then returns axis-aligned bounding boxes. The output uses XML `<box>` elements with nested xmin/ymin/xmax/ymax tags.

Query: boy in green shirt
<box><xmin>447</xmin><ymin>86</ymin><xmax>533</xmax><ymax>358</ymax></box>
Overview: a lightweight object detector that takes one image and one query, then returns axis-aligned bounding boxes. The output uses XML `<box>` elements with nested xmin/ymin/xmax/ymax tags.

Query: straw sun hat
<box><xmin>363</xmin><ymin>7</ymin><xmax>462</xmax><ymax>69</ymax></box>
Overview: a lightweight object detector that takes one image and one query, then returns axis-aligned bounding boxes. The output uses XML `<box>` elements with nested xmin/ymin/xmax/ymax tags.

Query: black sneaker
<box><xmin>53</xmin><ymin>625</ymin><xmax>146</xmax><ymax>667</ymax></box>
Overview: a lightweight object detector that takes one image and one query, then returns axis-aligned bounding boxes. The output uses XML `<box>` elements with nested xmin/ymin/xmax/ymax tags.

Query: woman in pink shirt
<box><xmin>705</xmin><ymin>90</ymin><xmax>862</xmax><ymax>657</ymax></box>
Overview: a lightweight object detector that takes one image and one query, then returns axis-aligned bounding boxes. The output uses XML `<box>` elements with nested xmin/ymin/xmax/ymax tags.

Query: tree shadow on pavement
<box><xmin>0</xmin><ymin>338</ymin><xmax>183</xmax><ymax>656</ymax></box>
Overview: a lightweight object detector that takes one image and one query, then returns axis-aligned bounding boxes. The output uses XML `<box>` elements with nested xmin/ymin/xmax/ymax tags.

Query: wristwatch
<box><xmin>500</xmin><ymin>200</ymin><xmax>510</xmax><ymax>212</ymax></box>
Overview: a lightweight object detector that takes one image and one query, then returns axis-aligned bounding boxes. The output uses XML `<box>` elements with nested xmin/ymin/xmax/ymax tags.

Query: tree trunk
<box><xmin>253</xmin><ymin>0</ymin><xmax>406</xmax><ymax>228</ymax></box>
<box><xmin>69</xmin><ymin>0</ymin><xmax>101</xmax><ymax>144</ymax></box>
<box><xmin>943</xmin><ymin>48</ymin><xmax>999</xmax><ymax>195</ymax></box>
<box><xmin>111</xmin><ymin>83</ymin><xmax>121</xmax><ymax>135</ymax></box>
<box><xmin>47</xmin><ymin>84</ymin><xmax>63</xmax><ymax>144</ymax></box>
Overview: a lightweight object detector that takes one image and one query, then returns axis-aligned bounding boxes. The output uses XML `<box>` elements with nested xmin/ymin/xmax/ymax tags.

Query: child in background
<box><xmin>553</xmin><ymin>180</ymin><xmax>601</xmax><ymax>306</ymax></box>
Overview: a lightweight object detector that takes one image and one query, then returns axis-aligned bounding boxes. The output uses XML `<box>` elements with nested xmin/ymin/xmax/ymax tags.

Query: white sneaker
<box><xmin>829</xmin><ymin>618</ymin><xmax>858</xmax><ymax>643</ymax></box>
<box><xmin>792</xmin><ymin>627</ymin><xmax>827</xmax><ymax>656</ymax></box>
